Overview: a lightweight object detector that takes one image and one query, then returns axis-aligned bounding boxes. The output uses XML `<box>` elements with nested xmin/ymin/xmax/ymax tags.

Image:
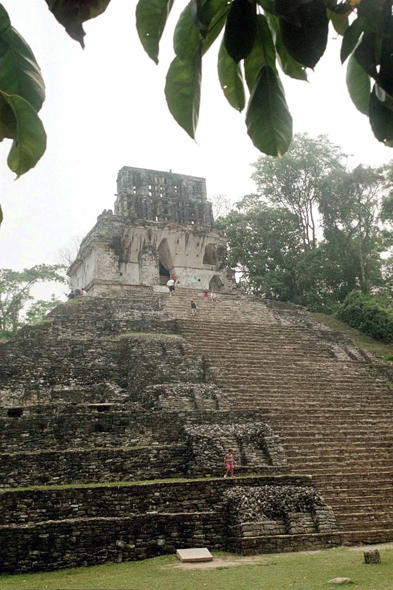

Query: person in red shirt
<box><xmin>224</xmin><ymin>449</ymin><xmax>235</xmax><ymax>478</ymax></box>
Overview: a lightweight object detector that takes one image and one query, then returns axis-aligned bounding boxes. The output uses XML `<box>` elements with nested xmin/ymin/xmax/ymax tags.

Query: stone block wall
<box><xmin>115</xmin><ymin>167</ymin><xmax>213</xmax><ymax>226</ymax></box>
<box><xmin>0</xmin><ymin>513</ymin><xmax>223</xmax><ymax>574</ymax></box>
<box><xmin>0</xmin><ymin>477</ymin><xmax>312</xmax><ymax>526</ymax></box>
<box><xmin>0</xmin><ymin>289</ymin><xmax>348</xmax><ymax>575</ymax></box>
<box><xmin>0</xmin><ymin>476</ymin><xmax>337</xmax><ymax>574</ymax></box>
<box><xmin>0</xmin><ymin>407</ymin><xmax>270</xmax><ymax>454</ymax></box>
<box><xmin>223</xmin><ymin>485</ymin><xmax>336</xmax><ymax>535</ymax></box>
<box><xmin>47</xmin><ymin>293</ymin><xmax>177</xmax><ymax>338</ymax></box>
<box><xmin>183</xmin><ymin>422</ymin><xmax>287</xmax><ymax>477</ymax></box>
<box><xmin>140</xmin><ymin>383</ymin><xmax>225</xmax><ymax>412</ymax></box>
<box><xmin>0</xmin><ymin>327</ymin><xmax>204</xmax><ymax>406</ymax></box>
<box><xmin>0</xmin><ymin>444</ymin><xmax>188</xmax><ymax>488</ymax></box>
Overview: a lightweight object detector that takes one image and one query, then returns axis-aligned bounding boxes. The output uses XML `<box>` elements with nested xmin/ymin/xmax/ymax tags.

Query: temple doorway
<box><xmin>203</xmin><ymin>243</ymin><xmax>217</xmax><ymax>266</ymax></box>
<box><xmin>209</xmin><ymin>274</ymin><xmax>224</xmax><ymax>292</ymax></box>
<box><xmin>158</xmin><ymin>239</ymin><xmax>174</xmax><ymax>285</ymax></box>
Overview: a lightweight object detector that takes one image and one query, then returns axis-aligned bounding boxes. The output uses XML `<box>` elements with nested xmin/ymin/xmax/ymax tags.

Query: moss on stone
<box><xmin>4</xmin><ymin>475</ymin><xmax>261</xmax><ymax>493</ymax></box>
<box><xmin>115</xmin><ymin>332</ymin><xmax>182</xmax><ymax>340</ymax></box>
<box><xmin>312</xmin><ymin>312</ymin><xmax>393</xmax><ymax>360</ymax></box>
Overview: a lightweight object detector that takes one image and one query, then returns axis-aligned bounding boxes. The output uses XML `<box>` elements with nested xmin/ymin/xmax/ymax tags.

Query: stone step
<box><xmin>284</xmin><ymin>446</ymin><xmax>393</xmax><ymax>456</ymax></box>
<box><xmin>225</xmin><ymin>388</ymin><xmax>390</xmax><ymax>395</ymax></box>
<box><xmin>214</xmin><ymin>369</ymin><xmax>386</xmax><ymax>380</ymax></box>
<box><xmin>280</xmin><ymin>436</ymin><xmax>393</xmax><ymax>446</ymax></box>
<box><xmin>334</xmin><ymin>513</ymin><xmax>393</xmax><ymax>530</ymax></box>
<box><xmin>326</xmin><ymin>499</ymin><xmax>393</xmax><ymax>510</ymax></box>
<box><xmin>228</xmin><ymin>397</ymin><xmax>393</xmax><ymax>406</ymax></box>
<box><xmin>269</xmin><ymin>415</ymin><xmax>393</xmax><ymax>423</ymax></box>
<box><xmin>285</xmin><ymin>450</ymin><xmax>393</xmax><ymax>461</ymax></box>
<box><xmin>313</xmin><ymin>476</ymin><xmax>393</xmax><ymax>488</ymax></box>
<box><xmin>215</xmin><ymin>365</ymin><xmax>385</xmax><ymax>375</ymax></box>
<box><xmin>288</xmin><ymin>466</ymin><xmax>393</xmax><ymax>476</ymax></box>
<box><xmin>286</xmin><ymin>460</ymin><xmax>393</xmax><ymax>471</ymax></box>
<box><xmin>315</xmin><ymin>489</ymin><xmax>393</xmax><ymax>500</ymax></box>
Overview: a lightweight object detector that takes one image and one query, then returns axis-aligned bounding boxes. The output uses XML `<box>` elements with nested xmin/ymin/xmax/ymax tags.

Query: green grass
<box><xmin>1</xmin><ymin>547</ymin><xmax>393</xmax><ymax>589</ymax></box>
<box><xmin>65</xmin><ymin>298</ymin><xmax>90</xmax><ymax>305</ymax></box>
<box><xmin>1</xmin><ymin>474</ymin><xmax>261</xmax><ymax>493</ymax></box>
<box><xmin>70</xmin><ymin>333</ymin><xmax>182</xmax><ymax>342</ymax></box>
<box><xmin>114</xmin><ymin>332</ymin><xmax>181</xmax><ymax>340</ymax></box>
<box><xmin>312</xmin><ymin>313</ymin><xmax>393</xmax><ymax>360</ymax></box>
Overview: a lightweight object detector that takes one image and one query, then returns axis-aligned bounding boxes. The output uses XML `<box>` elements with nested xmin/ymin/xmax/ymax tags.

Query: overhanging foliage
<box><xmin>1</xmin><ymin>0</ymin><xmax>393</xmax><ymax>224</ymax></box>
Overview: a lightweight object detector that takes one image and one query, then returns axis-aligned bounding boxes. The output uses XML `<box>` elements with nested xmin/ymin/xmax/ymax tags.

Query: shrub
<box><xmin>336</xmin><ymin>290</ymin><xmax>393</xmax><ymax>343</ymax></box>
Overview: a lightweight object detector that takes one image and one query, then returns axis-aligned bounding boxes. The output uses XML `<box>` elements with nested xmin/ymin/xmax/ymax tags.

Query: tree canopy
<box><xmin>0</xmin><ymin>0</ymin><xmax>393</xmax><ymax>225</ymax></box>
<box><xmin>217</xmin><ymin>133</ymin><xmax>391</xmax><ymax>311</ymax></box>
<box><xmin>0</xmin><ymin>264</ymin><xmax>65</xmax><ymax>339</ymax></box>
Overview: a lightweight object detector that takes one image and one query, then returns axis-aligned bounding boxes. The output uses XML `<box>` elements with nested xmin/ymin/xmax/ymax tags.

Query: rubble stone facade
<box><xmin>68</xmin><ymin>167</ymin><xmax>231</xmax><ymax>295</ymax></box>
<box><xmin>0</xmin><ymin>293</ymin><xmax>344</xmax><ymax>574</ymax></box>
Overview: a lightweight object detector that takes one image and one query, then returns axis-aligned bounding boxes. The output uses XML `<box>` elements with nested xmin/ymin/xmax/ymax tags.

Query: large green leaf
<box><xmin>202</xmin><ymin>0</ymin><xmax>230</xmax><ymax>55</ymax></box>
<box><xmin>246</xmin><ymin>65</ymin><xmax>293</xmax><ymax>157</ymax></box>
<box><xmin>280</xmin><ymin>0</ymin><xmax>328</xmax><ymax>69</ymax></box>
<box><xmin>165</xmin><ymin>52</ymin><xmax>202</xmax><ymax>139</ymax></box>
<box><xmin>245</xmin><ymin>14</ymin><xmax>277</xmax><ymax>92</ymax></box>
<box><xmin>44</xmin><ymin>0</ymin><xmax>112</xmax><ymax>47</ymax></box>
<box><xmin>327</xmin><ymin>8</ymin><xmax>349</xmax><ymax>36</ymax></box>
<box><xmin>0</xmin><ymin>92</ymin><xmax>16</xmax><ymax>141</ymax></box>
<box><xmin>380</xmin><ymin>36</ymin><xmax>393</xmax><ymax>97</ymax></box>
<box><xmin>340</xmin><ymin>17</ymin><xmax>366</xmax><ymax>64</ymax></box>
<box><xmin>174</xmin><ymin>1</ymin><xmax>202</xmax><ymax>60</ymax></box>
<box><xmin>257</xmin><ymin>0</ymin><xmax>275</xmax><ymax>13</ymax></box>
<box><xmin>136</xmin><ymin>0</ymin><xmax>175</xmax><ymax>64</ymax></box>
<box><xmin>0</xmin><ymin>6</ymin><xmax>45</xmax><ymax>113</ymax></box>
<box><xmin>266</xmin><ymin>13</ymin><xmax>307</xmax><ymax>81</ymax></box>
<box><xmin>369</xmin><ymin>86</ymin><xmax>393</xmax><ymax>144</ymax></box>
<box><xmin>224</xmin><ymin>0</ymin><xmax>257</xmax><ymax>63</ymax></box>
<box><xmin>217</xmin><ymin>37</ymin><xmax>246</xmax><ymax>112</ymax></box>
<box><xmin>354</xmin><ymin>32</ymin><xmax>378</xmax><ymax>81</ymax></box>
<box><xmin>0</xmin><ymin>91</ymin><xmax>46</xmax><ymax>178</ymax></box>
<box><xmin>346</xmin><ymin>52</ymin><xmax>370</xmax><ymax>115</ymax></box>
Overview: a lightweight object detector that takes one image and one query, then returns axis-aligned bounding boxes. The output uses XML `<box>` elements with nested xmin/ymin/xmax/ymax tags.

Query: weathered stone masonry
<box><xmin>68</xmin><ymin>167</ymin><xmax>232</xmax><ymax>294</ymax></box>
<box><xmin>0</xmin><ymin>290</ymin><xmax>341</xmax><ymax>574</ymax></box>
<box><xmin>0</xmin><ymin>477</ymin><xmax>337</xmax><ymax>574</ymax></box>
<box><xmin>6</xmin><ymin>164</ymin><xmax>386</xmax><ymax>573</ymax></box>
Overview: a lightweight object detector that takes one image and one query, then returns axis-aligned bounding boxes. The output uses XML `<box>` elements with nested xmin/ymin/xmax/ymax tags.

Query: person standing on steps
<box><xmin>224</xmin><ymin>449</ymin><xmax>235</xmax><ymax>478</ymax></box>
<box><xmin>167</xmin><ymin>277</ymin><xmax>175</xmax><ymax>296</ymax></box>
<box><xmin>191</xmin><ymin>300</ymin><xmax>197</xmax><ymax>316</ymax></box>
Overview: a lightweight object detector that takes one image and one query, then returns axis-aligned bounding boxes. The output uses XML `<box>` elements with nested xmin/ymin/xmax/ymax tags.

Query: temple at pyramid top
<box><xmin>67</xmin><ymin>167</ymin><xmax>232</xmax><ymax>295</ymax></box>
<box><xmin>115</xmin><ymin>167</ymin><xmax>214</xmax><ymax>227</ymax></box>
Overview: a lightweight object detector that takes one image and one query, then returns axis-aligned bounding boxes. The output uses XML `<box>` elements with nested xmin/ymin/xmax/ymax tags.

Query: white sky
<box><xmin>1</xmin><ymin>0</ymin><xmax>393</xmax><ymax>287</ymax></box>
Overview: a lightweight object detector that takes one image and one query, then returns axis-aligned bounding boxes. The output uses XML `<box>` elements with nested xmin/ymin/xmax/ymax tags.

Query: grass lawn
<box><xmin>1</xmin><ymin>547</ymin><xmax>393</xmax><ymax>590</ymax></box>
<box><xmin>312</xmin><ymin>313</ymin><xmax>393</xmax><ymax>360</ymax></box>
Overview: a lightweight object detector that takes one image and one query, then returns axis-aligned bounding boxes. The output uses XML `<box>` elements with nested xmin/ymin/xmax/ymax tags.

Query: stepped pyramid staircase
<box><xmin>0</xmin><ymin>286</ymin><xmax>392</xmax><ymax>573</ymax></box>
<box><xmin>167</xmin><ymin>288</ymin><xmax>393</xmax><ymax>540</ymax></box>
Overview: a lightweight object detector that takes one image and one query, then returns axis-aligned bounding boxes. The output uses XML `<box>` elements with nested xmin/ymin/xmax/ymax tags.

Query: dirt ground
<box><xmin>163</xmin><ymin>543</ymin><xmax>393</xmax><ymax>571</ymax></box>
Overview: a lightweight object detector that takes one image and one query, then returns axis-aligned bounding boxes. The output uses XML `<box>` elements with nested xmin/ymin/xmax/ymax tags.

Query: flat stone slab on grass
<box><xmin>176</xmin><ymin>548</ymin><xmax>213</xmax><ymax>563</ymax></box>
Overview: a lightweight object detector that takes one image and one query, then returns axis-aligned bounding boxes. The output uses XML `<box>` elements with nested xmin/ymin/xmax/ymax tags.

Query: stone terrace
<box><xmin>0</xmin><ymin>287</ymin><xmax>391</xmax><ymax>572</ymax></box>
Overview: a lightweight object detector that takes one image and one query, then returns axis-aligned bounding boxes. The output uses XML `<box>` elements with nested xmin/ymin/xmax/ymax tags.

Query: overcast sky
<box><xmin>1</xmin><ymin>0</ymin><xmax>393</xmax><ymax>284</ymax></box>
